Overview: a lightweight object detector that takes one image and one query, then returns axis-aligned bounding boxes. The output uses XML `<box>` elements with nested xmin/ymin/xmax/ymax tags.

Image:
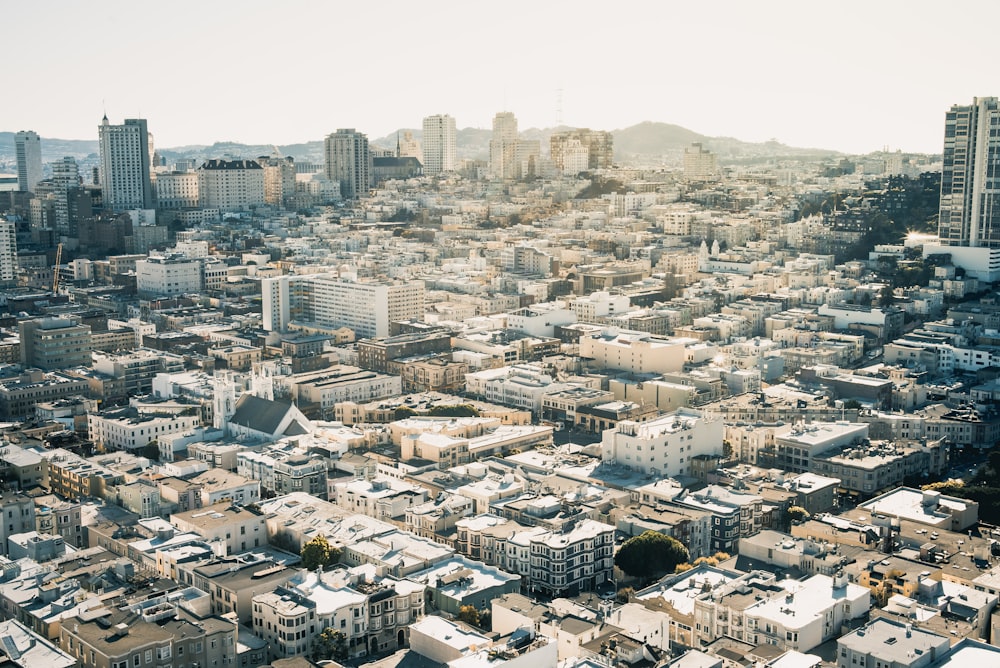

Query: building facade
<box><xmin>98</xmin><ymin>116</ymin><xmax>155</xmax><ymax>210</ymax></box>
<box><xmin>325</xmin><ymin>129</ymin><xmax>371</xmax><ymax>198</ymax></box>
<box><xmin>422</xmin><ymin>114</ymin><xmax>457</xmax><ymax>174</ymax></box>
<box><xmin>15</xmin><ymin>130</ymin><xmax>42</xmax><ymax>193</ymax></box>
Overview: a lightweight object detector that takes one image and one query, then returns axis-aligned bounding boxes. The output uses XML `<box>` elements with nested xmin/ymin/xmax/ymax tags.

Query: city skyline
<box><xmin>6</xmin><ymin>0</ymin><xmax>999</xmax><ymax>155</ymax></box>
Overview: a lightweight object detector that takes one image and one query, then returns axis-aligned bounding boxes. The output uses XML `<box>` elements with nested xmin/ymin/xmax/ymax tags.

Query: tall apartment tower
<box><xmin>0</xmin><ymin>220</ymin><xmax>16</xmax><ymax>285</ymax></box>
<box><xmin>939</xmin><ymin>97</ymin><xmax>1000</xmax><ymax>247</ymax></box>
<box><xmin>324</xmin><ymin>129</ymin><xmax>371</xmax><ymax>198</ymax></box>
<box><xmin>489</xmin><ymin>112</ymin><xmax>518</xmax><ymax>179</ymax></box>
<box><xmin>98</xmin><ymin>116</ymin><xmax>155</xmax><ymax>210</ymax></box>
<box><xmin>14</xmin><ymin>131</ymin><xmax>42</xmax><ymax>193</ymax></box>
<box><xmin>422</xmin><ymin>114</ymin><xmax>457</xmax><ymax>174</ymax></box>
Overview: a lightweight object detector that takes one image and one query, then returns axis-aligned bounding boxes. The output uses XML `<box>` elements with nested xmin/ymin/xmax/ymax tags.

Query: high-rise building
<box><xmin>0</xmin><ymin>220</ymin><xmax>16</xmax><ymax>285</ymax></box>
<box><xmin>939</xmin><ymin>97</ymin><xmax>1000</xmax><ymax>247</ymax></box>
<box><xmin>324</xmin><ymin>129</ymin><xmax>371</xmax><ymax>198</ymax></box>
<box><xmin>260</xmin><ymin>154</ymin><xmax>296</xmax><ymax>206</ymax></box>
<box><xmin>422</xmin><ymin>114</ymin><xmax>457</xmax><ymax>174</ymax></box>
<box><xmin>14</xmin><ymin>131</ymin><xmax>42</xmax><ymax>193</ymax></box>
<box><xmin>489</xmin><ymin>111</ymin><xmax>518</xmax><ymax>179</ymax></box>
<box><xmin>98</xmin><ymin>116</ymin><xmax>155</xmax><ymax>210</ymax></box>
<box><xmin>683</xmin><ymin>142</ymin><xmax>718</xmax><ymax>182</ymax></box>
<box><xmin>550</xmin><ymin>129</ymin><xmax>614</xmax><ymax>174</ymax></box>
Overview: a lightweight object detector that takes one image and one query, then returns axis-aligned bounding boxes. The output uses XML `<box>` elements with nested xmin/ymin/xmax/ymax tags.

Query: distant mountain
<box><xmin>0</xmin><ymin>132</ymin><xmax>98</xmax><ymax>161</ymax></box>
<box><xmin>0</xmin><ymin>122</ymin><xmax>843</xmax><ymax>167</ymax></box>
<box><xmin>611</xmin><ymin>121</ymin><xmax>709</xmax><ymax>156</ymax></box>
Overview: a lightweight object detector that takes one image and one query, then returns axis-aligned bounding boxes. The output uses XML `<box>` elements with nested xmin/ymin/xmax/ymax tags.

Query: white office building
<box><xmin>601</xmin><ymin>408</ymin><xmax>723</xmax><ymax>476</ymax></box>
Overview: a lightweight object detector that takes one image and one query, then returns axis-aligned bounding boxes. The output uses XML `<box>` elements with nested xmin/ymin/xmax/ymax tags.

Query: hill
<box><xmin>0</xmin><ymin>122</ymin><xmax>843</xmax><ymax>167</ymax></box>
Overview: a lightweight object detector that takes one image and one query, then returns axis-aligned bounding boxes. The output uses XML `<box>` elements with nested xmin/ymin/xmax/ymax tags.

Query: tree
<box><xmin>427</xmin><ymin>404</ymin><xmax>480</xmax><ymax>418</ymax></box>
<box><xmin>616</xmin><ymin>587</ymin><xmax>634</xmax><ymax>604</ymax></box>
<box><xmin>142</xmin><ymin>441</ymin><xmax>160</xmax><ymax>461</ymax></box>
<box><xmin>457</xmin><ymin>605</ymin><xmax>481</xmax><ymax>628</ymax></box>
<box><xmin>614</xmin><ymin>531</ymin><xmax>689</xmax><ymax>578</ymax></box>
<box><xmin>786</xmin><ymin>506</ymin><xmax>810</xmax><ymax>523</ymax></box>
<box><xmin>313</xmin><ymin>628</ymin><xmax>348</xmax><ymax>661</ymax></box>
<box><xmin>301</xmin><ymin>535</ymin><xmax>340</xmax><ymax>570</ymax></box>
<box><xmin>673</xmin><ymin>562</ymin><xmax>694</xmax><ymax>574</ymax></box>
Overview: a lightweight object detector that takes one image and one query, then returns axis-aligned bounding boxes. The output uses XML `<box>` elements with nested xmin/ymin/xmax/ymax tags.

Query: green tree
<box><xmin>313</xmin><ymin>628</ymin><xmax>348</xmax><ymax>661</ymax></box>
<box><xmin>141</xmin><ymin>441</ymin><xmax>160</xmax><ymax>461</ymax></box>
<box><xmin>427</xmin><ymin>404</ymin><xmax>480</xmax><ymax>418</ymax></box>
<box><xmin>457</xmin><ymin>605</ymin><xmax>481</xmax><ymax>628</ymax></box>
<box><xmin>616</xmin><ymin>587</ymin><xmax>634</xmax><ymax>604</ymax></box>
<box><xmin>614</xmin><ymin>531</ymin><xmax>689</xmax><ymax>578</ymax></box>
<box><xmin>301</xmin><ymin>535</ymin><xmax>340</xmax><ymax>570</ymax></box>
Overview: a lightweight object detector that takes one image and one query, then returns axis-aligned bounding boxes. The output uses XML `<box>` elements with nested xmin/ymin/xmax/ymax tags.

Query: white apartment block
<box><xmin>422</xmin><ymin>114</ymin><xmax>457</xmax><ymax>174</ymax></box>
<box><xmin>0</xmin><ymin>220</ymin><xmax>16</xmax><ymax>283</ymax></box>
<box><xmin>262</xmin><ymin>273</ymin><xmax>425</xmax><ymax>338</ymax></box>
<box><xmin>197</xmin><ymin>159</ymin><xmax>265</xmax><ymax>210</ymax></box>
<box><xmin>579</xmin><ymin>331</ymin><xmax>686</xmax><ymax>374</ymax></box>
<box><xmin>155</xmin><ymin>171</ymin><xmax>200</xmax><ymax>209</ymax></box>
<box><xmin>88</xmin><ymin>411</ymin><xmax>200</xmax><ymax>452</ymax></box>
<box><xmin>601</xmin><ymin>408</ymin><xmax>723</xmax><ymax>476</ymax></box>
<box><xmin>135</xmin><ymin>254</ymin><xmax>203</xmax><ymax>298</ymax></box>
<box><xmin>569</xmin><ymin>292</ymin><xmax>631</xmax><ymax>323</ymax></box>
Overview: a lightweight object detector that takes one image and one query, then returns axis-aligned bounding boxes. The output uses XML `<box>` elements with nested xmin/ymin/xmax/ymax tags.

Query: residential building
<box><xmin>171</xmin><ymin>503</ymin><xmax>267</xmax><ymax>556</ymax></box>
<box><xmin>197</xmin><ymin>158</ymin><xmax>265</xmax><ymax>210</ymax></box>
<box><xmin>98</xmin><ymin>116</ymin><xmax>155</xmax><ymax>210</ymax></box>
<box><xmin>601</xmin><ymin>408</ymin><xmax>724</xmax><ymax>477</ymax></box>
<box><xmin>0</xmin><ymin>219</ymin><xmax>15</xmax><ymax>284</ymax></box>
<box><xmin>490</xmin><ymin>112</ymin><xmax>519</xmax><ymax>179</ymax></box>
<box><xmin>60</xmin><ymin>593</ymin><xmax>236</xmax><ymax>668</ymax></box>
<box><xmin>154</xmin><ymin>170</ymin><xmax>200</xmax><ymax>209</ymax></box>
<box><xmin>683</xmin><ymin>142</ymin><xmax>717</xmax><ymax>181</ymax></box>
<box><xmin>549</xmin><ymin>129</ymin><xmax>613</xmax><ymax>173</ymax></box>
<box><xmin>0</xmin><ymin>494</ymin><xmax>36</xmax><ymax>556</ymax></box>
<box><xmin>15</xmin><ymin>130</ymin><xmax>42</xmax><ymax>192</ymax></box>
<box><xmin>325</xmin><ymin>128</ymin><xmax>371</xmax><ymax>198</ymax></box>
<box><xmin>88</xmin><ymin>409</ymin><xmax>200</xmax><ymax>452</ymax></box>
<box><xmin>938</xmin><ymin>97</ymin><xmax>1000</xmax><ymax>248</ymax></box>
<box><xmin>262</xmin><ymin>273</ymin><xmax>425</xmax><ymax>338</ymax></box>
<box><xmin>837</xmin><ymin>618</ymin><xmax>950</xmax><ymax>668</ymax></box>
<box><xmin>422</xmin><ymin>114</ymin><xmax>457</xmax><ymax>174</ymax></box>
<box><xmin>260</xmin><ymin>153</ymin><xmax>296</xmax><ymax>206</ymax></box>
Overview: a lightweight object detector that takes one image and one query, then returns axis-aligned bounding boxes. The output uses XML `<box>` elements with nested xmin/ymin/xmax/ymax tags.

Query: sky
<box><xmin>6</xmin><ymin>0</ymin><xmax>999</xmax><ymax>154</ymax></box>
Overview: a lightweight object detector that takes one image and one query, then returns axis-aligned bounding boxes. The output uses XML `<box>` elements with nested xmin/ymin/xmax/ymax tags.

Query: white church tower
<box><xmin>213</xmin><ymin>370</ymin><xmax>237</xmax><ymax>434</ymax></box>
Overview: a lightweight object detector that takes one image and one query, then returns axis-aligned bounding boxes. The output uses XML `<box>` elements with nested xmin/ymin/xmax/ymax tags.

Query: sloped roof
<box><xmin>229</xmin><ymin>395</ymin><xmax>295</xmax><ymax>435</ymax></box>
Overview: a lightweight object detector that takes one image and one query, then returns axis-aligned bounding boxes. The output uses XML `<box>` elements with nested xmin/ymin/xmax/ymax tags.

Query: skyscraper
<box><xmin>0</xmin><ymin>220</ymin><xmax>16</xmax><ymax>285</ymax></box>
<box><xmin>14</xmin><ymin>131</ymin><xmax>42</xmax><ymax>193</ymax></box>
<box><xmin>422</xmin><ymin>114</ymin><xmax>457</xmax><ymax>174</ymax></box>
<box><xmin>938</xmin><ymin>97</ymin><xmax>1000</xmax><ymax>247</ymax></box>
<box><xmin>324</xmin><ymin>129</ymin><xmax>371</xmax><ymax>198</ymax></box>
<box><xmin>489</xmin><ymin>112</ymin><xmax>518</xmax><ymax>179</ymax></box>
<box><xmin>98</xmin><ymin>116</ymin><xmax>155</xmax><ymax>211</ymax></box>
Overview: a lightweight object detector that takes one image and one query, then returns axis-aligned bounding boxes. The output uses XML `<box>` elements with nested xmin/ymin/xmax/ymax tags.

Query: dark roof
<box><xmin>229</xmin><ymin>395</ymin><xmax>295</xmax><ymax>435</ymax></box>
<box><xmin>373</xmin><ymin>156</ymin><xmax>422</xmax><ymax>168</ymax></box>
<box><xmin>199</xmin><ymin>158</ymin><xmax>263</xmax><ymax>170</ymax></box>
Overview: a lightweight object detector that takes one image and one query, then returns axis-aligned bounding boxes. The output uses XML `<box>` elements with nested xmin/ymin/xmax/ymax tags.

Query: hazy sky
<box><xmin>7</xmin><ymin>0</ymin><xmax>998</xmax><ymax>154</ymax></box>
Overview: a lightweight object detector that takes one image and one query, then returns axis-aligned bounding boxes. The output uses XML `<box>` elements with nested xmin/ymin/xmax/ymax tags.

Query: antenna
<box><xmin>556</xmin><ymin>87</ymin><xmax>564</xmax><ymax>126</ymax></box>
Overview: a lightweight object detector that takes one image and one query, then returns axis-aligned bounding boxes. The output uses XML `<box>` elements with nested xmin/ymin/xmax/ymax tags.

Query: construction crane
<box><xmin>52</xmin><ymin>243</ymin><xmax>63</xmax><ymax>294</ymax></box>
